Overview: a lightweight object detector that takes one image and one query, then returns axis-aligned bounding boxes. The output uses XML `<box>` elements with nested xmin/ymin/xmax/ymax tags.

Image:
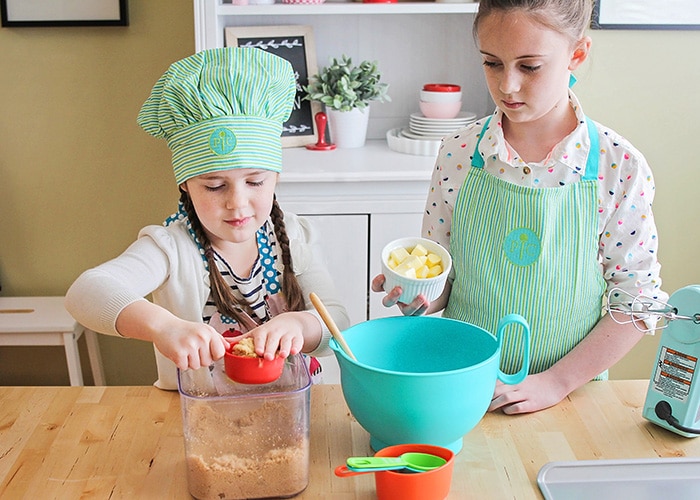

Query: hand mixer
<box><xmin>607</xmin><ymin>285</ymin><xmax>700</xmax><ymax>437</ymax></box>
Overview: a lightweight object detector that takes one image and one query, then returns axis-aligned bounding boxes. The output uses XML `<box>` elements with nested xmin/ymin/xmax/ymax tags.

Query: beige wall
<box><xmin>1</xmin><ymin>5</ymin><xmax>698</xmax><ymax>385</ymax></box>
<box><xmin>575</xmin><ymin>29</ymin><xmax>700</xmax><ymax>379</ymax></box>
<box><xmin>0</xmin><ymin>1</ymin><xmax>193</xmax><ymax>384</ymax></box>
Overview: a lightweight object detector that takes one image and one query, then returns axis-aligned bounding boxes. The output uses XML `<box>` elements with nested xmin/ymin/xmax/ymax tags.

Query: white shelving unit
<box><xmin>192</xmin><ymin>0</ymin><xmax>489</xmax><ymax>329</ymax></box>
<box><xmin>195</xmin><ymin>2</ymin><xmax>480</xmax><ymax>51</ymax></box>
<box><xmin>193</xmin><ymin>0</ymin><xmax>489</xmax><ymax>138</ymax></box>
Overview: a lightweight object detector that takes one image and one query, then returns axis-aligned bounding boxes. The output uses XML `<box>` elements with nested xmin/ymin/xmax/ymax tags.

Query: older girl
<box><xmin>374</xmin><ymin>0</ymin><xmax>666</xmax><ymax>414</ymax></box>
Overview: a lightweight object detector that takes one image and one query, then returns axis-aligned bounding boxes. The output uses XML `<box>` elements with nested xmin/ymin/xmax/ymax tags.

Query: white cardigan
<box><xmin>65</xmin><ymin>213</ymin><xmax>349</xmax><ymax>390</ymax></box>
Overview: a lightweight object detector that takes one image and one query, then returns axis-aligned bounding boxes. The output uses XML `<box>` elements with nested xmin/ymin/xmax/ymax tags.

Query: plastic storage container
<box><xmin>178</xmin><ymin>353</ymin><xmax>311</xmax><ymax>500</ymax></box>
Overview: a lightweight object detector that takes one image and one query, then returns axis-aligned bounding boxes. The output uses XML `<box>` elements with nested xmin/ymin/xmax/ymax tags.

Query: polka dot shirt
<box><xmin>423</xmin><ymin>91</ymin><xmax>667</xmax><ymax>305</ymax></box>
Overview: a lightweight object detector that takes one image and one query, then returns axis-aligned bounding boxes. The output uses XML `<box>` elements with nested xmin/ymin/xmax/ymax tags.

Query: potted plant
<box><xmin>304</xmin><ymin>55</ymin><xmax>390</xmax><ymax>148</ymax></box>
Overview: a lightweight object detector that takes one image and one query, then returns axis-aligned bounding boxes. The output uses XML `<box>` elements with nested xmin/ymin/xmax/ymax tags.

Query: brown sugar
<box><xmin>231</xmin><ymin>337</ymin><xmax>258</xmax><ymax>358</ymax></box>
<box><xmin>187</xmin><ymin>446</ymin><xmax>308</xmax><ymax>499</ymax></box>
<box><xmin>183</xmin><ymin>398</ymin><xmax>309</xmax><ymax>499</ymax></box>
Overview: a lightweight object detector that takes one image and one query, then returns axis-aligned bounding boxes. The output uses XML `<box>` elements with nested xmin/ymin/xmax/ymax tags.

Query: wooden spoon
<box><xmin>309</xmin><ymin>292</ymin><xmax>357</xmax><ymax>361</ymax></box>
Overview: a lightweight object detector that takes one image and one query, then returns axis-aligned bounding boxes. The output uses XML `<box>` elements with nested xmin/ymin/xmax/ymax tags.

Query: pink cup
<box><xmin>419</xmin><ymin>100</ymin><xmax>462</xmax><ymax>119</ymax></box>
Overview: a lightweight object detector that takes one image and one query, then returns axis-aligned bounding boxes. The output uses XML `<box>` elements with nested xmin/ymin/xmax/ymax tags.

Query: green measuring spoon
<box><xmin>346</xmin><ymin>452</ymin><xmax>446</xmax><ymax>472</ymax></box>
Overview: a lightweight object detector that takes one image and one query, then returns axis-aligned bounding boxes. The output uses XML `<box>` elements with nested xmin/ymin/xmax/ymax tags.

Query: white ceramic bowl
<box><xmin>381</xmin><ymin>237</ymin><xmax>452</xmax><ymax>303</ymax></box>
<box><xmin>419</xmin><ymin>100</ymin><xmax>462</xmax><ymax>119</ymax></box>
<box><xmin>419</xmin><ymin>89</ymin><xmax>462</xmax><ymax>103</ymax></box>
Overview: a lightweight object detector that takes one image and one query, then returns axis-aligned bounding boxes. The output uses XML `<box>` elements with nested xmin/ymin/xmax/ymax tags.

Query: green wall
<box><xmin>1</xmin><ymin>4</ymin><xmax>698</xmax><ymax>385</ymax></box>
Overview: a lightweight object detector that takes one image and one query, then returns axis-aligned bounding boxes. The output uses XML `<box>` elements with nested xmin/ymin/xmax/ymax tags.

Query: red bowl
<box><xmin>224</xmin><ymin>340</ymin><xmax>285</xmax><ymax>384</ymax></box>
<box><xmin>422</xmin><ymin>83</ymin><xmax>461</xmax><ymax>92</ymax></box>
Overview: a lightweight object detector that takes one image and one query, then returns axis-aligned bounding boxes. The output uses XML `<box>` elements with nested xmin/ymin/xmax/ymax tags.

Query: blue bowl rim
<box><xmin>329</xmin><ymin>316</ymin><xmax>501</xmax><ymax>377</ymax></box>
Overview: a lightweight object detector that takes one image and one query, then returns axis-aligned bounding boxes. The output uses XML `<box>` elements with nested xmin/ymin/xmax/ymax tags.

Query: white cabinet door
<box><xmin>368</xmin><ymin>212</ymin><xmax>424</xmax><ymax>319</ymax></box>
<box><xmin>300</xmin><ymin>214</ymin><xmax>368</xmax><ymax>384</ymax></box>
<box><xmin>300</xmin><ymin>214</ymin><xmax>369</xmax><ymax>326</ymax></box>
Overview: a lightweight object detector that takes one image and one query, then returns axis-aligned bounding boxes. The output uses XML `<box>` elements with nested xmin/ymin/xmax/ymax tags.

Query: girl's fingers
<box><xmin>186</xmin><ymin>351</ymin><xmax>201</xmax><ymax>371</ymax></box>
<box><xmin>210</xmin><ymin>336</ymin><xmax>229</xmax><ymax>361</ymax></box>
<box><xmin>381</xmin><ymin>286</ymin><xmax>403</xmax><ymax>307</ymax></box>
<box><xmin>371</xmin><ymin>274</ymin><xmax>387</xmax><ymax>292</ymax></box>
<box><xmin>276</xmin><ymin>335</ymin><xmax>293</xmax><ymax>359</ymax></box>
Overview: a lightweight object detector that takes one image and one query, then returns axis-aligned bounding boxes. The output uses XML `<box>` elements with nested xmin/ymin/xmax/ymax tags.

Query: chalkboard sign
<box><xmin>226</xmin><ymin>25</ymin><xmax>320</xmax><ymax>148</ymax></box>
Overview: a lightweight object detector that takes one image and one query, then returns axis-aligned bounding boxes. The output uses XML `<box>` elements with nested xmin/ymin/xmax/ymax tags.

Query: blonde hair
<box><xmin>474</xmin><ymin>0</ymin><xmax>593</xmax><ymax>43</ymax></box>
<box><xmin>181</xmin><ymin>190</ymin><xmax>305</xmax><ymax>328</ymax></box>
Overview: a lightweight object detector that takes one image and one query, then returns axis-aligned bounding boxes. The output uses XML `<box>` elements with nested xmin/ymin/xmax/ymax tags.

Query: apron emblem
<box><xmin>503</xmin><ymin>228</ymin><xmax>541</xmax><ymax>266</ymax></box>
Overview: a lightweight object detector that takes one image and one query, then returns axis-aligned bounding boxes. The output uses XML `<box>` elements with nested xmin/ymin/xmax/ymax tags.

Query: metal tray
<box><xmin>537</xmin><ymin>457</ymin><xmax>700</xmax><ymax>500</ymax></box>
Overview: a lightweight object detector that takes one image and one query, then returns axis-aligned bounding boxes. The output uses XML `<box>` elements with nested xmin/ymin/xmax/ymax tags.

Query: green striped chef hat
<box><xmin>137</xmin><ymin>47</ymin><xmax>296</xmax><ymax>185</ymax></box>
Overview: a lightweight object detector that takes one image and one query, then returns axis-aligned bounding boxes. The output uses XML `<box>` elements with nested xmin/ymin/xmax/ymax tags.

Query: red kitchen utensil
<box><xmin>223</xmin><ymin>339</ymin><xmax>285</xmax><ymax>384</ymax></box>
<box><xmin>306</xmin><ymin>112</ymin><xmax>336</xmax><ymax>151</ymax></box>
<box><xmin>422</xmin><ymin>83</ymin><xmax>461</xmax><ymax>92</ymax></box>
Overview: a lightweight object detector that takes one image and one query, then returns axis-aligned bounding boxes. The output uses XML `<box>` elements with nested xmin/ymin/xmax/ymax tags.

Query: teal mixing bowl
<box><xmin>330</xmin><ymin>315</ymin><xmax>530</xmax><ymax>453</ymax></box>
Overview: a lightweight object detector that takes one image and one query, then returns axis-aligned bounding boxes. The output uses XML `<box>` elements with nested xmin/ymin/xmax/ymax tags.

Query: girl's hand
<box><xmin>151</xmin><ymin>320</ymin><xmax>230</xmax><ymax>371</ymax></box>
<box><xmin>246</xmin><ymin>313</ymin><xmax>307</xmax><ymax>361</ymax></box>
<box><xmin>115</xmin><ymin>300</ymin><xmax>229</xmax><ymax>371</ymax></box>
<box><xmin>370</xmin><ymin>273</ymin><xmax>430</xmax><ymax>316</ymax></box>
<box><xmin>488</xmin><ymin>372</ymin><xmax>569</xmax><ymax>415</ymax></box>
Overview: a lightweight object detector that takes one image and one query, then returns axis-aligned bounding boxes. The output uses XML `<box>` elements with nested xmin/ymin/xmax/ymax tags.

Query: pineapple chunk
<box><xmin>401</xmin><ymin>267</ymin><xmax>417</xmax><ymax>279</ymax></box>
<box><xmin>426</xmin><ymin>253</ymin><xmax>442</xmax><ymax>267</ymax></box>
<box><xmin>389</xmin><ymin>247</ymin><xmax>410</xmax><ymax>264</ymax></box>
<box><xmin>410</xmin><ymin>244</ymin><xmax>428</xmax><ymax>257</ymax></box>
<box><xmin>426</xmin><ymin>264</ymin><xmax>443</xmax><ymax>278</ymax></box>
<box><xmin>386</xmin><ymin>242</ymin><xmax>446</xmax><ymax>279</ymax></box>
<box><xmin>394</xmin><ymin>256</ymin><xmax>422</xmax><ymax>275</ymax></box>
<box><xmin>416</xmin><ymin>265</ymin><xmax>430</xmax><ymax>279</ymax></box>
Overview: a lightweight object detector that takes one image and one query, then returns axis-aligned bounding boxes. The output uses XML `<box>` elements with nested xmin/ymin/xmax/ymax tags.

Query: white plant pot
<box><xmin>326</xmin><ymin>107</ymin><xmax>370</xmax><ymax>149</ymax></box>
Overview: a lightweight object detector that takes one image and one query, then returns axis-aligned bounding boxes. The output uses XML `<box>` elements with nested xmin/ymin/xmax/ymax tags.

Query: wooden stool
<box><xmin>0</xmin><ymin>296</ymin><xmax>106</xmax><ymax>386</ymax></box>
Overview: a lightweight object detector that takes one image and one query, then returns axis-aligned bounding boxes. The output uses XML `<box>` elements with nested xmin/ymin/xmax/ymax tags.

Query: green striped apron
<box><xmin>444</xmin><ymin>117</ymin><xmax>607</xmax><ymax>377</ymax></box>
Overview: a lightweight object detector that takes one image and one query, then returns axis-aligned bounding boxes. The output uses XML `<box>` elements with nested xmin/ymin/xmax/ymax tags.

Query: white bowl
<box><xmin>420</xmin><ymin>89</ymin><xmax>462</xmax><ymax>103</ymax></box>
<box><xmin>381</xmin><ymin>237</ymin><xmax>452</xmax><ymax>303</ymax></box>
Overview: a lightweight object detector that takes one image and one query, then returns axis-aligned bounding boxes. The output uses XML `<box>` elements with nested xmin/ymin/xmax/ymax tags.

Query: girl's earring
<box><xmin>569</xmin><ymin>74</ymin><xmax>577</xmax><ymax>88</ymax></box>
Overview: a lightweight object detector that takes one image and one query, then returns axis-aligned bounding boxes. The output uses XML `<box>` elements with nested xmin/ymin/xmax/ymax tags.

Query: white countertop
<box><xmin>277</xmin><ymin>140</ymin><xmax>436</xmax><ymax>214</ymax></box>
<box><xmin>280</xmin><ymin>140</ymin><xmax>435</xmax><ymax>184</ymax></box>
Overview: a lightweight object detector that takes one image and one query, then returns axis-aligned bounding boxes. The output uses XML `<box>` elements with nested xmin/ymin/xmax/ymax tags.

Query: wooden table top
<box><xmin>1</xmin><ymin>380</ymin><xmax>699</xmax><ymax>499</ymax></box>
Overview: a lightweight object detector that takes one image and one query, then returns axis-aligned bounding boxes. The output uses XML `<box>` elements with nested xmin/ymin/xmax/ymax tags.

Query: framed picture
<box><xmin>226</xmin><ymin>25</ymin><xmax>320</xmax><ymax>148</ymax></box>
<box><xmin>592</xmin><ymin>0</ymin><xmax>700</xmax><ymax>30</ymax></box>
<box><xmin>1</xmin><ymin>0</ymin><xmax>128</xmax><ymax>27</ymax></box>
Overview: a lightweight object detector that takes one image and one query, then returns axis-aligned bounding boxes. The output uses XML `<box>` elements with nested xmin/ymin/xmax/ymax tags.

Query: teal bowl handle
<box><xmin>496</xmin><ymin>313</ymin><xmax>530</xmax><ymax>385</ymax></box>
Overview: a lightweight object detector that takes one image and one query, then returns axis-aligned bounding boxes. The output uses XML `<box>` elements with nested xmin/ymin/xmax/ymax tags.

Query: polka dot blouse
<box><xmin>423</xmin><ymin>91</ymin><xmax>666</xmax><ymax>304</ymax></box>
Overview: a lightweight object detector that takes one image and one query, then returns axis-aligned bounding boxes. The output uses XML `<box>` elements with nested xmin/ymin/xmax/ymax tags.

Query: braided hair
<box><xmin>179</xmin><ymin>189</ymin><xmax>306</xmax><ymax>328</ymax></box>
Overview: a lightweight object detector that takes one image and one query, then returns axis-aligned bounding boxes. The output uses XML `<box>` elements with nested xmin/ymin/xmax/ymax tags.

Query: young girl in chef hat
<box><xmin>66</xmin><ymin>47</ymin><xmax>349</xmax><ymax>390</ymax></box>
<box><xmin>374</xmin><ymin>0</ymin><xmax>668</xmax><ymax>414</ymax></box>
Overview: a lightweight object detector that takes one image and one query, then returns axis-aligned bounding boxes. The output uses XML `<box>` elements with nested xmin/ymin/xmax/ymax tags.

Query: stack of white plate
<box><xmin>401</xmin><ymin>112</ymin><xmax>477</xmax><ymax>140</ymax></box>
<box><xmin>386</xmin><ymin>128</ymin><xmax>440</xmax><ymax>157</ymax></box>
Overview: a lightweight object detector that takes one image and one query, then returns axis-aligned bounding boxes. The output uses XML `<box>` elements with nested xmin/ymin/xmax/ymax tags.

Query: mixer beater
<box><xmin>607</xmin><ymin>285</ymin><xmax>700</xmax><ymax>437</ymax></box>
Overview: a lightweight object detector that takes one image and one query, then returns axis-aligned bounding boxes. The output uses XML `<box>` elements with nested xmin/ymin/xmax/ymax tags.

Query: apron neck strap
<box><xmin>471</xmin><ymin>116</ymin><xmax>491</xmax><ymax>169</ymax></box>
<box><xmin>470</xmin><ymin>115</ymin><xmax>599</xmax><ymax>180</ymax></box>
<box><xmin>580</xmin><ymin>117</ymin><xmax>599</xmax><ymax>181</ymax></box>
